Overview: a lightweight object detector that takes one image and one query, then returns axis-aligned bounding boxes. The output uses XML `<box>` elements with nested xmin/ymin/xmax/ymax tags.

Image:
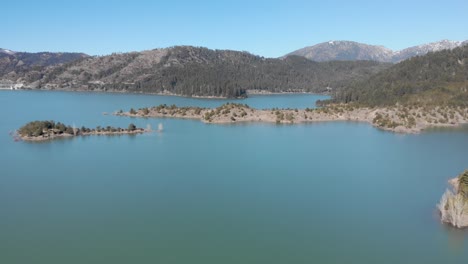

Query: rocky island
<box><xmin>17</xmin><ymin>120</ymin><xmax>147</xmax><ymax>141</ymax></box>
<box><xmin>438</xmin><ymin>170</ymin><xmax>468</xmax><ymax>228</ymax></box>
<box><xmin>116</xmin><ymin>103</ymin><xmax>468</xmax><ymax>134</ymax></box>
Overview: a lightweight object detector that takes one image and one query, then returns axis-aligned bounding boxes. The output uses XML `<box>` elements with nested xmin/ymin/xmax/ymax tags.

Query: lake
<box><xmin>1</xmin><ymin>90</ymin><xmax>467</xmax><ymax>264</ymax></box>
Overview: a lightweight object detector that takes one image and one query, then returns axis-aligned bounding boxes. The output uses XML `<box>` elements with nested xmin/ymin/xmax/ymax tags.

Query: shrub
<box><xmin>128</xmin><ymin>123</ymin><xmax>136</xmax><ymax>131</ymax></box>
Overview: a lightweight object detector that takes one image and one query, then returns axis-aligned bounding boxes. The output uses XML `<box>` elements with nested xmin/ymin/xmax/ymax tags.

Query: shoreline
<box><xmin>10</xmin><ymin>87</ymin><xmax>327</xmax><ymax>99</ymax></box>
<box><xmin>245</xmin><ymin>89</ymin><xmax>329</xmax><ymax>96</ymax></box>
<box><xmin>20</xmin><ymin>129</ymin><xmax>147</xmax><ymax>142</ymax></box>
<box><xmin>438</xmin><ymin>171</ymin><xmax>468</xmax><ymax>228</ymax></box>
<box><xmin>117</xmin><ymin>103</ymin><xmax>468</xmax><ymax>134</ymax></box>
<box><xmin>10</xmin><ymin>87</ymin><xmax>241</xmax><ymax>99</ymax></box>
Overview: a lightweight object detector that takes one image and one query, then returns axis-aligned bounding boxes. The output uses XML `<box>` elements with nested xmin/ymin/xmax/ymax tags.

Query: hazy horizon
<box><xmin>2</xmin><ymin>38</ymin><xmax>467</xmax><ymax>58</ymax></box>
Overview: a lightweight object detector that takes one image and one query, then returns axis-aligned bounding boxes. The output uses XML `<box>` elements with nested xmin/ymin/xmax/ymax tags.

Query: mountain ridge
<box><xmin>328</xmin><ymin>45</ymin><xmax>468</xmax><ymax>106</ymax></box>
<box><xmin>0</xmin><ymin>46</ymin><xmax>390</xmax><ymax>98</ymax></box>
<box><xmin>0</xmin><ymin>49</ymin><xmax>89</xmax><ymax>79</ymax></box>
<box><xmin>286</xmin><ymin>40</ymin><xmax>467</xmax><ymax>63</ymax></box>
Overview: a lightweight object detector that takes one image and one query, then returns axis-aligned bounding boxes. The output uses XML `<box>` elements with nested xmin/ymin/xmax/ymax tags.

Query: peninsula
<box><xmin>438</xmin><ymin>170</ymin><xmax>468</xmax><ymax>228</ymax></box>
<box><xmin>17</xmin><ymin>120</ymin><xmax>147</xmax><ymax>141</ymax></box>
<box><xmin>116</xmin><ymin>103</ymin><xmax>468</xmax><ymax>134</ymax></box>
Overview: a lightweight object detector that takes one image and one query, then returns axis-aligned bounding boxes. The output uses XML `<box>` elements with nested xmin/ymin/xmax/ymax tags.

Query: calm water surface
<box><xmin>1</xmin><ymin>91</ymin><xmax>467</xmax><ymax>264</ymax></box>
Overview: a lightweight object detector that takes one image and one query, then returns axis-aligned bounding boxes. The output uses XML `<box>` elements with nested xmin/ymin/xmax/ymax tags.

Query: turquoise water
<box><xmin>1</xmin><ymin>90</ymin><xmax>467</xmax><ymax>264</ymax></box>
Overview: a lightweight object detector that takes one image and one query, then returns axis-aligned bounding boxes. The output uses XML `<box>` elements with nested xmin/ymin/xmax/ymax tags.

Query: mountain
<box><xmin>392</xmin><ymin>40</ymin><xmax>463</xmax><ymax>62</ymax></box>
<box><xmin>285</xmin><ymin>41</ymin><xmax>394</xmax><ymax>62</ymax></box>
<box><xmin>286</xmin><ymin>40</ymin><xmax>467</xmax><ymax>63</ymax></box>
<box><xmin>330</xmin><ymin>45</ymin><xmax>468</xmax><ymax>106</ymax></box>
<box><xmin>3</xmin><ymin>46</ymin><xmax>390</xmax><ymax>98</ymax></box>
<box><xmin>0</xmin><ymin>48</ymin><xmax>16</xmax><ymax>55</ymax></box>
<box><xmin>0</xmin><ymin>49</ymin><xmax>89</xmax><ymax>79</ymax></box>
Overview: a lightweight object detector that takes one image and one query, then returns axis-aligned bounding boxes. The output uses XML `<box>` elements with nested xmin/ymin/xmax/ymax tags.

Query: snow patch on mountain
<box><xmin>286</xmin><ymin>40</ymin><xmax>467</xmax><ymax>63</ymax></box>
<box><xmin>0</xmin><ymin>48</ymin><xmax>16</xmax><ymax>55</ymax></box>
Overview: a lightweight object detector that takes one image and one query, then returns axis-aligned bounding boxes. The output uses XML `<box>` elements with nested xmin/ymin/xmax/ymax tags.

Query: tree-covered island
<box><xmin>18</xmin><ymin>120</ymin><xmax>146</xmax><ymax>141</ymax></box>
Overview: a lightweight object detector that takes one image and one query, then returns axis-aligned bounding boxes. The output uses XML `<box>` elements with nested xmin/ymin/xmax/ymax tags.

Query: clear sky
<box><xmin>3</xmin><ymin>0</ymin><xmax>468</xmax><ymax>57</ymax></box>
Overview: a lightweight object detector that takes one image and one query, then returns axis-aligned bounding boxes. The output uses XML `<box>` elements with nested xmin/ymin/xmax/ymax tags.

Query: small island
<box><xmin>438</xmin><ymin>170</ymin><xmax>468</xmax><ymax>228</ymax></box>
<box><xmin>17</xmin><ymin>120</ymin><xmax>147</xmax><ymax>141</ymax></box>
<box><xmin>116</xmin><ymin>103</ymin><xmax>468</xmax><ymax>134</ymax></box>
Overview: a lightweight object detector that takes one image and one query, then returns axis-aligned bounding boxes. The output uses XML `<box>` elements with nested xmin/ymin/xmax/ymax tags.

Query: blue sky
<box><xmin>3</xmin><ymin>0</ymin><xmax>468</xmax><ymax>57</ymax></box>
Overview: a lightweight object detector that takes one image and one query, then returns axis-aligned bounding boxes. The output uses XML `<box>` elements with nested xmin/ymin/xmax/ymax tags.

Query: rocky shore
<box><xmin>438</xmin><ymin>170</ymin><xmax>468</xmax><ymax>228</ymax></box>
<box><xmin>116</xmin><ymin>103</ymin><xmax>468</xmax><ymax>134</ymax></box>
<box><xmin>245</xmin><ymin>89</ymin><xmax>317</xmax><ymax>95</ymax></box>
<box><xmin>20</xmin><ymin>129</ymin><xmax>146</xmax><ymax>141</ymax></box>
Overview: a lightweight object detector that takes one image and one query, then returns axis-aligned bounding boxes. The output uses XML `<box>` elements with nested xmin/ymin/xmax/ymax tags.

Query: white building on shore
<box><xmin>0</xmin><ymin>80</ymin><xmax>22</xmax><ymax>90</ymax></box>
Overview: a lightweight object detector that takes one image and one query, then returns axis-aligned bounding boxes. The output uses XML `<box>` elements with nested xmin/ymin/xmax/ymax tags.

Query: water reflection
<box><xmin>443</xmin><ymin>223</ymin><xmax>468</xmax><ymax>252</ymax></box>
<box><xmin>425</xmin><ymin>124</ymin><xmax>468</xmax><ymax>133</ymax></box>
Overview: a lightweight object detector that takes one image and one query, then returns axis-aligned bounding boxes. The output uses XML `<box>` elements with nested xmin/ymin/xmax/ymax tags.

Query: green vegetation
<box><xmin>438</xmin><ymin>169</ymin><xmax>468</xmax><ymax>228</ymax></box>
<box><xmin>285</xmin><ymin>113</ymin><xmax>294</xmax><ymax>123</ymax></box>
<box><xmin>18</xmin><ymin>121</ymin><xmax>74</xmax><ymax>137</ymax></box>
<box><xmin>5</xmin><ymin>45</ymin><xmax>468</xmax><ymax>106</ymax></box>
<box><xmin>0</xmin><ymin>51</ymin><xmax>88</xmax><ymax>80</ymax></box>
<box><xmin>459</xmin><ymin>170</ymin><xmax>468</xmax><ymax>199</ymax></box>
<box><xmin>330</xmin><ymin>45</ymin><xmax>468</xmax><ymax>107</ymax></box>
<box><xmin>128</xmin><ymin>123</ymin><xmax>136</xmax><ymax>131</ymax></box>
<box><xmin>5</xmin><ymin>46</ymin><xmax>390</xmax><ymax>98</ymax></box>
<box><xmin>142</xmin><ymin>103</ymin><xmax>253</xmax><ymax>123</ymax></box>
<box><xmin>275</xmin><ymin>110</ymin><xmax>284</xmax><ymax>123</ymax></box>
<box><xmin>141</xmin><ymin>107</ymin><xmax>149</xmax><ymax>115</ymax></box>
<box><xmin>372</xmin><ymin>113</ymin><xmax>400</xmax><ymax>129</ymax></box>
<box><xmin>118</xmin><ymin>50</ymin><xmax>389</xmax><ymax>98</ymax></box>
<box><xmin>204</xmin><ymin>110</ymin><xmax>215</xmax><ymax>122</ymax></box>
<box><xmin>122</xmin><ymin>100</ymin><xmax>467</xmax><ymax>132</ymax></box>
<box><xmin>18</xmin><ymin>120</ymin><xmax>143</xmax><ymax>138</ymax></box>
<box><xmin>147</xmin><ymin>104</ymin><xmax>206</xmax><ymax>117</ymax></box>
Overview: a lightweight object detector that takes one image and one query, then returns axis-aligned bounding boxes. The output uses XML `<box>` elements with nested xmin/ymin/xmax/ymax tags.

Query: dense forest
<box><xmin>4</xmin><ymin>45</ymin><xmax>467</xmax><ymax>105</ymax></box>
<box><xmin>328</xmin><ymin>45</ymin><xmax>468</xmax><ymax>106</ymax></box>
<box><xmin>3</xmin><ymin>46</ymin><xmax>390</xmax><ymax>98</ymax></box>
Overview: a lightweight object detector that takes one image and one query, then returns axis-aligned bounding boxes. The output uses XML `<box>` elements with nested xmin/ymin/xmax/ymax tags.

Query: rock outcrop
<box><xmin>438</xmin><ymin>170</ymin><xmax>468</xmax><ymax>228</ymax></box>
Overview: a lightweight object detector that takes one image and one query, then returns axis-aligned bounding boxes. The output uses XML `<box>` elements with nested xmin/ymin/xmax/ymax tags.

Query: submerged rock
<box><xmin>437</xmin><ymin>170</ymin><xmax>468</xmax><ymax>228</ymax></box>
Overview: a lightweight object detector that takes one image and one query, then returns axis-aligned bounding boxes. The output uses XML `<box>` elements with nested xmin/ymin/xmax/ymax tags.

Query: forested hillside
<box><xmin>4</xmin><ymin>46</ymin><xmax>390</xmax><ymax>98</ymax></box>
<box><xmin>330</xmin><ymin>45</ymin><xmax>468</xmax><ymax>106</ymax></box>
<box><xmin>0</xmin><ymin>50</ymin><xmax>88</xmax><ymax>79</ymax></box>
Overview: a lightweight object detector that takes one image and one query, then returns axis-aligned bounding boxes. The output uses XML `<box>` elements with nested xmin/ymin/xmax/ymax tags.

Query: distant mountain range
<box><xmin>0</xmin><ymin>48</ymin><xmax>88</xmax><ymax>78</ymax></box>
<box><xmin>1</xmin><ymin>40</ymin><xmax>466</xmax><ymax>103</ymax></box>
<box><xmin>285</xmin><ymin>40</ymin><xmax>468</xmax><ymax>63</ymax></box>
<box><xmin>0</xmin><ymin>46</ymin><xmax>389</xmax><ymax>97</ymax></box>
